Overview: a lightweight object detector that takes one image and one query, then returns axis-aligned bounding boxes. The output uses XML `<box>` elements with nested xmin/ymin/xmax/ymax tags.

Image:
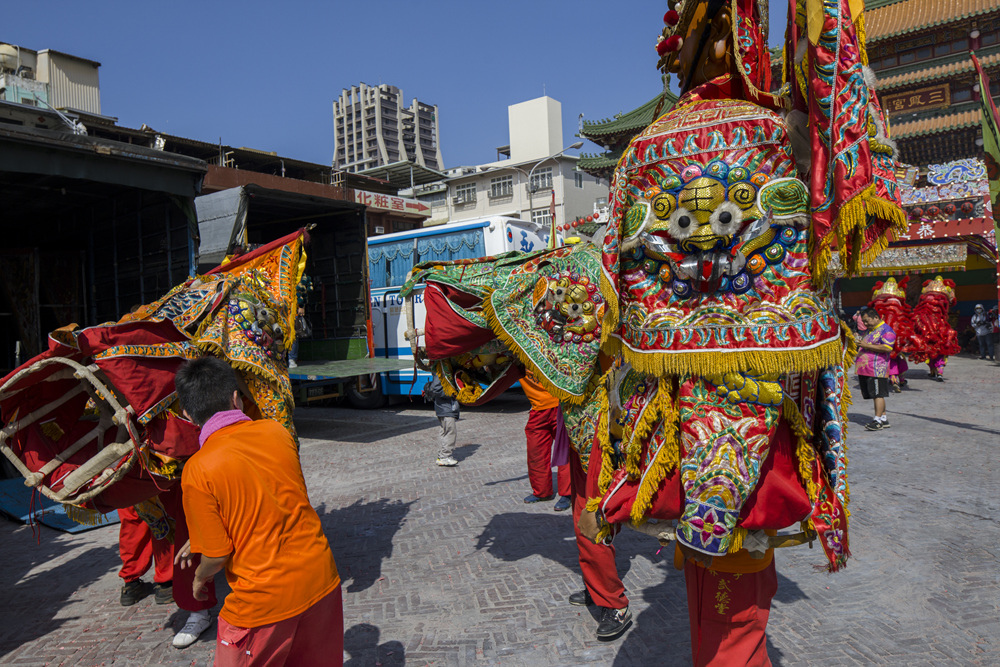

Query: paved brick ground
<box><xmin>1</xmin><ymin>355</ymin><xmax>997</xmax><ymax>666</ymax></box>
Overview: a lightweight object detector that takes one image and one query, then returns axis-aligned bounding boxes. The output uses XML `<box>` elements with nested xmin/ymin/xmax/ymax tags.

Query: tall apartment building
<box><xmin>333</xmin><ymin>83</ymin><xmax>443</xmax><ymax>173</ymax></box>
<box><xmin>411</xmin><ymin>96</ymin><xmax>607</xmax><ymax>232</ymax></box>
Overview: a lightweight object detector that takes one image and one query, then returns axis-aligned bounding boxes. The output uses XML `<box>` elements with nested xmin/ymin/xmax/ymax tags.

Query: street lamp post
<box><xmin>525</xmin><ymin>142</ymin><xmax>584</xmax><ymax>232</ymax></box>
<box><xmin>480</xmin><ymin>141</ymin><xmax>585</xmax><ymax>247</ymax></box>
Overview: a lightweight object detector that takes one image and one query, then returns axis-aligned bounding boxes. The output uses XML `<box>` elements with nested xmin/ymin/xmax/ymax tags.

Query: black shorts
<box><xmin>859</xmin><ymin>376</ymin><xmax>889</xmax><ymax>399</ymax></box>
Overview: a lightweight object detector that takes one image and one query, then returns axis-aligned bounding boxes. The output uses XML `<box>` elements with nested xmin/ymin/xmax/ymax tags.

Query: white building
<box><xmin>0</xmin><ymin>43</ymin><xmax>101</xmax><ymax>114</ymax></box>
<box><xmin>412</xmin><ymin>97</ymin><xmax>608</xmax><ymax>233</ymax></box>
<box><xmin>333</xmin><ymin>83</ymin><xmax>443</xmax><ymax>173</ymax></box>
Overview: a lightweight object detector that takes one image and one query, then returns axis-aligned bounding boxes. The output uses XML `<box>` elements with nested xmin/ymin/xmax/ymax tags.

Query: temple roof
<box><xmin>577</xmin><ymin>152</ymin><xmax>621</xmax><ymax>170</ymax></box>
<box><xmin>580</xmin><ymin>93</ymin><xmax>674</xmax><ymax>141</ymax></box>
<box><xmin>890</xmin><ymin>108</ymin><xmax>981</xmax><ymax>139</ymax></box>
<box><xmin>866</xmin><ymin>0</ymin><xmax>999</xmax><ymax>43</ymax></box>
<box><xmin>877</xmin><ymin>50</ymin><xmax>1000</xmax><ymax>90</ymax></box>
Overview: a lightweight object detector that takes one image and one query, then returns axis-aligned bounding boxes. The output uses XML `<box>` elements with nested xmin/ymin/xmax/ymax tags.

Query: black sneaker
<box><xmin>569</xmin><ymin>589</ymin><xmax>593</xmax><ymax>606</ymax></box>
<box><xmin>864</xmin><ymin>420</ymin><xmax>883</xmax><ymax>431</ymax></box>
<box><xmin>554</xmin><ymin>496</ymin><xmax>572</xmax><ymax>512</ymax></box>
<box><xmin>120</xmin><ymin>579</ymin><xmax>151</xmax><ymax>606</ymax></box>
<box><xmin>154</xmin><ymin>582</ymin><xmax>174</xmax><ymax>605</ymax></box>
<box><xmin>524</xmin><ymin>494</ymin><xmax>554</xmax><ymax>503</ymax></box>
<box><xmin>881</xmin><ymin>420</ymin><xmax>890</xmax><ymax>429</ymax></box>
<box><xmin>596</xmin><ymin>606</ymin><xmax>633</xmax><ymax>640</ymax></box>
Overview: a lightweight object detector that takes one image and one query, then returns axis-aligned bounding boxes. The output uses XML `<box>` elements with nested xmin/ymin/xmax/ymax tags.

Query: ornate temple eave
<box><xmin>866</xmin><ymin>0</ymin><xmax>998</xmax><ymax>43</ymax></box>
<box><xmin>579</xmin><ymin>94</ymin><xmax>675</xmax><ymax>146</ymax></box>
<box><xmin>891</xmin><ymin>108</ymin><xmax>981</xmax><ymax>139</ymax></box>
<box><xmin>877</xmin><ymin>50</ymin><xmax>1000</xmax><ymax>90</ymax></box>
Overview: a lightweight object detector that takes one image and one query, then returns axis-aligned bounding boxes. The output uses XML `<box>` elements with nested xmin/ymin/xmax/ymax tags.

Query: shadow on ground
<box><xmin>0</xmin><ymin>524</ymin><xmax>119</xmax><ymax>657</ymax></box>
<box><xmin>451</xmin><ymin>443</ymin><xmax>480</xmax><ymax>463</ymax></box>
<box><xmin>316</xmin><ymin>498</ymin><xmax>415</xmax><ymax>593</ymax></box>
<box><xmin>295</xmin><ymin>414</ymin><xmax>440</xmax><ymax>444</ymax></box>
<box><xmin>344</xmin><ymin>622</ymin><xmax>406</xmax><ymax>666</ymax></box>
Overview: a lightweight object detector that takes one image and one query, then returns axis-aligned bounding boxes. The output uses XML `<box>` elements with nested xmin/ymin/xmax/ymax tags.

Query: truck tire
<box><xmin>346</xmin><ymin>377</ymin><xmax>388</xmax><ymax>409</ymax></box>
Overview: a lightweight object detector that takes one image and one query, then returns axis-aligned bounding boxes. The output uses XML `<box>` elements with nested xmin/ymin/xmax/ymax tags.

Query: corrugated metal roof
<box><xmin>866</xmin><ymin>0</ymin><xmax>999</xmax><ymax>42</ymax></box>
<box><xmin>878</xmin><ymin>51</ymin><xmax>1000</xmax><ymax>89</ymax></box>
<box><xmin>889</xmin><ymin>108</ymin><xmax>980</xmax><ymax>138</ymax></box>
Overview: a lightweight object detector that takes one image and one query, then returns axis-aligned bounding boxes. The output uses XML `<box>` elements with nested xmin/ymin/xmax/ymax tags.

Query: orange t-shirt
<box><xmin>182</xmin><ymin>419</ymin><xmax>339</xmax><ymax>628</ymax></box>
<box><xmin>521</xmin><ymin>375</ymin><xmax>559</xmax><ymax>411</ymax></box>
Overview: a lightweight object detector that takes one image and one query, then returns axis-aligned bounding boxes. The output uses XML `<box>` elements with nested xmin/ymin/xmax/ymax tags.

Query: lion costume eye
<box><xmin>710</xmin><ymin>201</ymin><xmax>743</xmax><ymax>236</ymax></box>
<box><xmin>652</xmin><ymin>193</ymin><xmax>676</xmax><ymax>220</ymax></box>
<box><xmin>667</xmin><ymin>207</ymin><xmax>696</xmax><ymax>240</ymax></box>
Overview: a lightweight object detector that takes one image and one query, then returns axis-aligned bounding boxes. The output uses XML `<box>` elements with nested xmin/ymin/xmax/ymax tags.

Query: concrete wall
<box><xmin>508</xmin><ymin>96</ymin><xmax>562</xmax><ymax>163</ymax></box>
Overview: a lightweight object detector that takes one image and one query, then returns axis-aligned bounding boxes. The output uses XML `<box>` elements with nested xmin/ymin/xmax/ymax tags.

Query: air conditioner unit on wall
<box><xmin>375</xmin><ymin>226</ymin><xmax>385</xmax><ymax>234</ymax></box>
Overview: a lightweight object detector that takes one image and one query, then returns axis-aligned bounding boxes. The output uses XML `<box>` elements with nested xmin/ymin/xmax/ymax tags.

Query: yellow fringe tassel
<box><xmin>630</xmin><ymin>379</ymin><xmax>680</xmax><ymax>525</ymax></box>
<box><xmin>585</xmin><ymin>496</ymin><xmax>602</xmax><ymax>513</ymax></box>
<box><xmin>727</xmin><ymin>527</ymin><xmax>747</xmax><ymax>554</ymax></box>
<box><xmin>599</xmin><ymin>269</ymin><xmax>620</xmax><ymax>350</ymax></box>
<box><xmin>624</xmin><ymin>377</ymin><xmax>670</xmax><ymax>480</ymax></box>
<box><xmin>596</xmin><ymin>386</ymin><xmax>616</xmax><ymax>498</ymax></box>
<box><xmin>65</xmin><ymin>504</ymin><xmax>110</xmax><ymax>526</ymax></box>
<box><xmin>813</xmin><ymin>185</ymin><xmax>909</xmax><ymax>282</ymax></box>
<box><xmin>481</xmin><ymin>295</ymin><xmax>590</xmax><ymax>405</ymax></box>
<box><xmin>782</xmin><ymin>396</ymin><xmax>820</xmax><ymax>504</ymax></box>
<box><xmin>619</xmin><ymin>338</ymin><xmax>842</xmax><ymax>379</ymax></box>
<box><xmin>856</xmin><ymin>13</ymin><xmax>868</xmax><ymax>67</ymax></box>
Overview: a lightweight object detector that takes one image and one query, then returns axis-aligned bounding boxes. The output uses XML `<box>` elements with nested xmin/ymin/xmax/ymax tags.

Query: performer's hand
<box><xmin>192</xmin><ymin>576</ymin><xmax>209</xmax><ymax>601</ymax></box>
<box><xmin>678</xmin><ymin>541</ymin><xmax>714</xmax><ymax>568</ymax></box>
<box><xmin>578</xmin><ymin>509</ymin><xmax>600</xmax><ymax>543</ymax></box>
<box><xmin>174</xmin><ymin>539</ymin><xmax>194</xmax><ymax>570</ymax></box>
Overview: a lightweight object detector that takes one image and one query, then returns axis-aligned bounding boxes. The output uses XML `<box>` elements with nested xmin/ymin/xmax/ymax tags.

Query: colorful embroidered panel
<box><xmin>601</xmin><ymin>98</ymin><xmax>841</xmax><ymax>377</ymax></box>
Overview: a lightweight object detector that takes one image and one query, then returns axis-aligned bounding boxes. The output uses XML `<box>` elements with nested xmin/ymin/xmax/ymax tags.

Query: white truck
<box><xmin>364</xmin><ymin>216</ymin><xmax>560</xmax><ymax>406</ymax></box>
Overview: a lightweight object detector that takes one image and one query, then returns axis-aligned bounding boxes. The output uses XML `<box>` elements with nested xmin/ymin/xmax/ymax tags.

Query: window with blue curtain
<box><xmin>416</xmin><ymin>230</ymin><xmax>485</xmax><ymax>264</ymax></box>
<box><xmin>368</xmin><ymin>229</ymin><xmax>486</xmax><ymax>289</ymax></box>
<box><xmin>368</xmin><ymin>239</ymin><xmax>416</xmax><ymax>289</ymax></box>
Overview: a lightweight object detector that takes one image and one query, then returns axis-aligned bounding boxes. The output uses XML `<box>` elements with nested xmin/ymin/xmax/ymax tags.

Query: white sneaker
<box><xmin>172</xmin><ymin>610</ymin><xmax>212</xmax><ymax>649</ymax></box>
<box><xmin>288</xmin><ymin>359</ymin><xmax>298</xmax><ymax>368</ymax></box>
<box><xmin>436</xmin><ymin>457</ymin><xmax>458</xmax><ymax>467</ymax></box>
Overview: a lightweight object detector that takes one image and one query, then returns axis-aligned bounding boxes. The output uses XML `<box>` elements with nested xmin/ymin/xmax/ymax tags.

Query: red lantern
<box><xmin>586</xmin><ymin>215</ymin><xmax>593</xmax><ymax>222</ymax></box>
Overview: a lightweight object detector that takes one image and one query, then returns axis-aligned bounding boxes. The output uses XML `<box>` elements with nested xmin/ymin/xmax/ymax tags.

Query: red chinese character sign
<box><xmin>353</xmin><ymin>189</ymin><xmax>430</xmax><ymax>218</ymax></box>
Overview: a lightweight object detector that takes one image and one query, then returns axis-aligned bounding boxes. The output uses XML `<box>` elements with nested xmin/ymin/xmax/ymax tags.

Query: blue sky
<box><xmin>8</xmin><ymin>0</ymin><xmax>787</xmax><ymax>169</ymax></box>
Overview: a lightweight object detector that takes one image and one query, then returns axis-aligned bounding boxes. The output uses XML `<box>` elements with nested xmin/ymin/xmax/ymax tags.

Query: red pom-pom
<box><xmin>664</xmin><ymin>10</ymin><xmax>679</xmax><ymax>26</ymax></box>
<box><xmin>657</xmin><ymin>35</ymin><xmax>684</xmax><ymax>56</ymax></box>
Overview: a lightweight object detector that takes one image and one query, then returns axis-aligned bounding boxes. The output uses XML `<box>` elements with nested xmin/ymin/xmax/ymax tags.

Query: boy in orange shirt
<box><xmin>174</xmin><ymin>357</ymin><xmax>342</xmax><ymax>666</ymax></box>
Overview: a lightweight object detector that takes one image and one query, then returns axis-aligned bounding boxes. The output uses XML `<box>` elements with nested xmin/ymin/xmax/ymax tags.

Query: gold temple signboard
<box><xmin>883</xmin><ymin>84</ymin><xmax>950</xmax><ymax>115</ymax></box>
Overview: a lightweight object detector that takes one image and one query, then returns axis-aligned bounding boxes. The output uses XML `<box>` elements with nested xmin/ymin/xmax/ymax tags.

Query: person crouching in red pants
<box><xmin>520</xmin><ymin>374</ymin><xmax>571</xmax><ymax>510</ymax></box>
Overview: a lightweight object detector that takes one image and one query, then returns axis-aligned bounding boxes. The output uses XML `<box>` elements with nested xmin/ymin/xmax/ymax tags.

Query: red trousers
<box><xmin>525</xmin><ymin>407</ymin><xmax>570</xmax><ymax>498</ymax></box>
<box><xmin>215</xmin><ymin>585</ymin><xmax>343</xmax><ymax>667</ymax></box>
<box><xmin>117</xmin><ymin>506</ymin><xmax>173</xmax><ymax>584</ymax></box>
<box><xmin>117</xmin><ymin>484</ymin><xmax>216</xmax><ymax>612</ymax></box>
<box><xmin>685</xmin><ymin>559</ymin><xmax>777</xmax><ymax>667</ymax></box>
<box><xmin>570</xmin><ymin>448</ymin><xmax>627</xmax><ymax>609</ymax></box>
